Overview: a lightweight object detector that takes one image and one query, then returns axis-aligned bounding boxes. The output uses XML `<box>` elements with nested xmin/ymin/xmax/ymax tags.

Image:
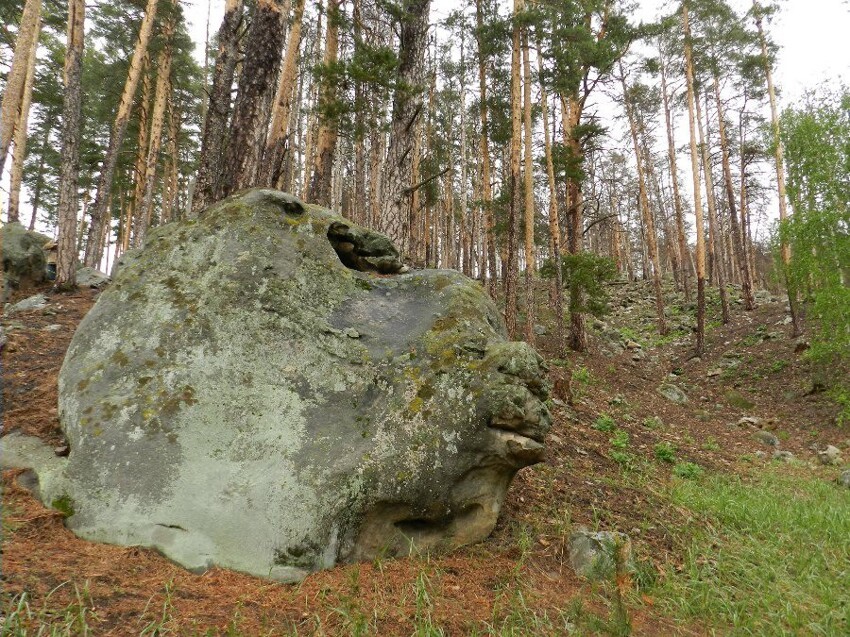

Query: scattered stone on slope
<box><xmin>838</xmin><ymin>470</ymin><xmax>850</xmax><ymax>489</ymax></box>
<box><xmin>13</xmin><ymin>189</ymin><xmax>551</xmax><ymax>583</ymax></box>
<box><xmin>568</xmin><ymin>527</ymin><xmax>633</xmax><ymax>580</ymax></box>
<box><xmin>772</xmin><ymin>450</ymin><xmax>795</xmax><ymax>463</ymax></box>
<box><xmin>753</xmin><ymin>430</ymin><xmax>780</xmax><ymax>447</ymax></box>
<box><xmin>817</xmin><ymin>445</ymin><xmax>842</xmax><ymax>466</ymax></box>
<box><xmin>75</xmin><ymin>266</ymin><xmax>111</xmax><ymax>289</ymax></box>
<box><xmin>657</xmin><ymin>383</ymin><xmax>688</xmax><ymax>405</ymax></box>
<box><xmin>4</xmin><ymin>293</ymin><xmax>48</xmax><ymax>316</ymax></box>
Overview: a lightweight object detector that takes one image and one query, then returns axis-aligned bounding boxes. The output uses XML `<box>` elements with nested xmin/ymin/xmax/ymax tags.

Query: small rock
<box><xmin>342</xmin><ymin>327</ymin><xmax>360</xmax><ymax>339</ymax></box>
<box><xmin>793</xmin><ymin>338</ymin><xmax>810</xmax><ymax>353</ymax></box>
<box><xmin>42</xmin><ymin>324</ymin><xmax>62</xmax><ymax>332</ymax></box>
<box><xmin>625</xmin><ymin>340</ymin><xmax>641</xmax><ymax>350</ymax></box>
<box><xmin>753</xmin><ymin>430</ymin><xmax>779</xmax><ymax>447</ymax></box>
<box><xmin>534</xmin><ymin>324</ymin><xmax>547</xmax><ymax>336</ymax></box>
<box><xmin>754</xmin><ymin>450</ymin><xmax>767</xmax><ymax>460</ymax></box>
<box><xmin>75</xmin><ymin>266</ymin><xmax>111</xmax><ymax>289</ymax></box>
<box><xmin>4</xmin><ymin>293</ymin><xmax>47</xmax><ymax>316</ymax></box>
<box><xmin>658</xmin><ymin>384</ymin><xmax>688</xmax><ymax>405</ymax></box>
<box><xmin>632</xmin><ymin>350</ymin><xmax>645</xmax><ymax>361</ymax></box>
<box><xmin>569</xmin><ymin>528</ymin><xmax>633</xmax><ymax>580</ymax></box>
<box><xmin>837</xmin><ymin>470</ymin><xmax>850</xmax><ymax>488</ymax></box>
<box><xmin>817</xmin><ymin>445</ymin><xmax>842</xmax><ymax>466</ymax></box>
<box><xmin>738</xmin><ymin>416</ymin><xmax>762</xmax><ymax>427</ymax></box>
<box><xmin>772</xmin><ymin>450</ymin><xmax>795</xmax><ymax>462</ymax></box>
<box><xmin>707</xmin><ymin>368</ymin><xmax>722</xmax><ymax>378</ymax></box>
<box><xmin>782</xmin><ymin>316</ymin><xmax>793</xmax><ymax>325</ymax></box>
<box><xmin>54</xmin><ymin>445</ymin><xmax>70</xmax><ymax>457</ymax></box>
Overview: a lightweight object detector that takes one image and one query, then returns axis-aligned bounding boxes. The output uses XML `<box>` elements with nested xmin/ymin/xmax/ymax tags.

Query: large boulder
<box><xmin>30</xmin><ymin>190</ymin><xmax>551</xmax><ymax>582</ymax></box>
<box><xmin>1</xmin><ymin>222</ymin><xmax>50</xmax><ymax>301</ymax></box>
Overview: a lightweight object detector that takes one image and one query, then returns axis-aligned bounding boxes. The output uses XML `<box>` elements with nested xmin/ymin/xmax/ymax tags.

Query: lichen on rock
<box><xmin>30</xmin><ymin>189</ymin><xmax>551</xmax><ymax>582</ymax></box>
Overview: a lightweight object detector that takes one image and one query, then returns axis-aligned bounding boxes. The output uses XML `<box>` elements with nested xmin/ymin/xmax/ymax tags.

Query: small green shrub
<box><xmin>672</xmin><ymin>462</ymin><xmax>704</xmax><ymax>479</ymax></box>
<box><xmin>610</xmin><ymin>430</ymin><xmax>629</xmax><ymax>450</ymax></box>
<box><xmin>592</xmin><ymin>414</ymin><xmax>616</xmax><ymax>432</ymax></box>
<box><xmin>653</xmin><ymin>442</ymin><xmax>677</xmax><ymax>463</ymax></box>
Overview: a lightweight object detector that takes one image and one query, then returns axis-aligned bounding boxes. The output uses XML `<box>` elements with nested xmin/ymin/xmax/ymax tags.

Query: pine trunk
<box><xmin>621</xmin><ymin>64</ymin><xmax>667</xmax><ymax>336</ymax></box>
<box><xmin>127</xmin><ymin>54</ymin><xmax>152</xmax><ymax>248</ymax></box>
<box><xmin>756</xmin><ymin>8</ymin><xmax>801</xmax><ymax>336</ymax></box>
<box><xmin>696</xmin><ymin>88</ymin><xmax>729</xmax><ymax>324</ymax></box>
<box><xmin>0</xmin><ymin>0</ymin><xmax>41</xmax><ymax>179</ymax></box>
<box><xmin>219</xmin><ymin>0</ymin><xmax>287</xmax><ymax>198</ymax></box>
<box><xmin>714</xmin><ymin>79</ymin><xmax>754</xmax><ymax>310</ymax></box>
<box><xmin>134</xmin><ymin>18</ymin><xmax>175</xmax><ymax>246</ymax></box>
<box><xmin>377</xmin><ymin>0</ymin><xmax>431</xmax><ymax>256</ymax></box>
<box><xmin>54</xmin><ymin>0</ymin><xmax>84</xmax><ymax>290</ymax></box>
<box><xmin>521</xmin><ymin>30</ymin><xmax>535</xmax><ymax>344</ymax></box>
<box><xmin>683</xmin><ymin>3</ymin><xmax>707</xmax><ymax>357</ymax></box>
<box><xmin>7</xmin><ymin>21</ymin><xmax>39</xmax><ymax>223</ymax></box>
<box><xmin>264</xmin><ymin>0</ymin><xmax>306</xmax><ymax>188</ymax></box>
<box><xmin>538</xmin><ymin>49</ymin><xmax>565</xmax><ymax>356</ymax></box>
<box><xmin>85</xmin><ymin>0</ymin><xmax>160</xmax><ymax>267</ymax></box>
<box><xmin>475</xmin><ymin>0</ymin><xmax>498</xmax><ymax>296</ymax></box>
<box><xmin>307</xmin><ymin>0</ymin><xmax>341</xmax><ymax>207</ymax></box>
<box><xmin>660</xmin><ymin>47</ymin><xmax>691</xmax><ymax>300</ymax></box>
<box><xmin>193</xmin><ymin>0</ymin><xmax>245</xmax><ymax>212</ymax></box>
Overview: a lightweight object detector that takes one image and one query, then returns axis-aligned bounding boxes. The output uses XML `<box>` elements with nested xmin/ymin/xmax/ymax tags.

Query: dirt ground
<box><xmin>1</xmin><ymin>280</ymin><xmax>845</xmax><ymax>635</ymax></box>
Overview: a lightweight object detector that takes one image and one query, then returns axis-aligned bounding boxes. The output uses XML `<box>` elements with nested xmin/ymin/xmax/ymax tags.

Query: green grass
<box><xmin>592</xmin><ymin>414</ymin><xmax>617</xmax><ymax>432</ymax></box>
<box><xmin>653</xmin><ymin>442</ymin><xmax>677</xmax><ymax>463</ymax></box>
<box><xmin>655</xmin><ymin>468</ymin><xmax>850</xmax><ymax>635</ymax></box>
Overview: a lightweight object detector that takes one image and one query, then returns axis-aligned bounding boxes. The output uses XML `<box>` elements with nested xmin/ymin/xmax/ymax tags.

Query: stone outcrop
<box><xmin>23</xmin><ymin>189</ymin><xmax>551</xmax><ymax>582</ymax></box>
<box><xmin>1</xmin><ymin>222</ymin><xmax>50</xmax><ymax>301</ymax></box>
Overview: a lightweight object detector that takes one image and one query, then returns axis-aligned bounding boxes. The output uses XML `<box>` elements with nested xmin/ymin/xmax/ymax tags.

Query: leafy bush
<box><xmin>540</xmin><ymin>252</ymin><xmax>618</xmax><ymax>318</ymax></box>
<box><xmin>592</xmin><ymin>414</ymin><xmax>616</xmax><ymax>432</ymax></box>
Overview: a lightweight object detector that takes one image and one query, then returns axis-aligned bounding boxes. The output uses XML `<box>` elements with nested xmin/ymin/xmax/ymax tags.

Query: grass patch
<box><xmin>592</xmin><ymin>414</ymin><xmax>617</xmax><ymax>432</ymax></box>
<box><xmin>655</xmin><ymin>468</ymin><xmax>850</xmax><ymax>635</ymax></box>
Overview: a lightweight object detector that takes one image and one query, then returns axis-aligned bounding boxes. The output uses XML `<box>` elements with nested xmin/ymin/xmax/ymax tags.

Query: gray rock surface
<box><xmin>4</xmin><ymin>293</ymin><xmax>48</xmax><ymax>316</ymax></box>
<box><xmin>658</xmin><ymin>383</ymin><xmax>688</xmax><ymax>405</ymax></box>
<box><xmin>818</xmin><ymin>445</ymin><xmax>842</xmax><ymax>466</ymax></box>
<box><xmin>568</xmin><ymin>528</ymin><xmax>633</xmax><ymax>580</ymax></box>
<box><xmin>1</xmin><ymin>223</ymin><xmax>50</xmax><ymax>301</ymax></box>
<box><xmin>772</xmin><ymin>450</ymin><xmax>795</xmax><ymax>463</ymax></box>
<box><xmin>838</xmin><ymin>470</ymin><xmax>850</xmax><ymax>489</ymax></box>
<box><xmin>753</xmin><ymin>430</ymin><xmax>780</xmax><ymax>447</ymax></box>
<box><xmin>18</xmin><ymin>189</ymin><xmax>551</xmax><ymax>582</ymax></box>
<box><xmin>75</xmin><ymin>266</ymin><xmax>111</xmax><ymax>289</ymax></box>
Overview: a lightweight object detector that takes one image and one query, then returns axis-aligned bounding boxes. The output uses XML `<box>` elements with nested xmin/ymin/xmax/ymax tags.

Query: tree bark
<box><xmin>683</xmin><ymin>2</ymin><xmax>707</xmax><ymax>357</ymax></box>
<box><xmin>263</xmin><ymin>0</ymin><xmax>306</xmax><ymax>189</ymax></box>
<box><xmin>377</xmin><ymin>0</ymin><xmax>431</xmax><ymax>257</ymax></box>
<box><xmin>85</xmin><ymin>0</ymin><xmax>161</xmax><ymax>267</ymax></box>
<box><xmin>475</xmin><ymin>0</ymin><xmax>498</xmax><ymax>296</ymax></box>
<box><xmin>660</xmin><ymin>45</ymin><xmax>691</xmax><ymax>301</ymax></box>
<box><xmin>219</xmin><ymin>0</ymin><xmax>287</xmax><ymax>199</ymax></box>
<box><xmin>193</xmin><ymin>0</ymin><xmax>245</xmax><ymax>212</ymax></box>
<box><xmin>54</xmin><ymin>0</ymin><xmax>84</xmax><ymax>290</ymax></box>
<box><xmin>713</xmin><ymin>78</ymin><xmax>755</xmax><ymax>310</ymax></box>
<box><xmin>538</xmin><ymin>47</ymin><xmax>565</xmax><ymax>356</ymax></box>
<box><xmin>696</xmin><ymin>87</ymin><xmax>729</xmax><ymax>324</ymax></box>
<box><xmin>621</xmin><ymin>63</ymin><xmax>667</xmax><ymax>336</ymax></box>
<box><xmin>755</xmin><ymin>6</ymin><xmax>801</xmax><ymax>336</ymax></box>
<box><xmin>521</xmin><ymin>30</ymin><xmax>535</xmax><ymax>344</ymax></box>
<box><xmin>134</xmin><ymin>17</ymin><xmax>175</xmax><ymax>246</ymax></box>
<box><xmin>307</xmin><ymin>0</ymin><xmax>342</xmax><ymax>207</ymax></box>
<box><xmin>0</xmin><ymin>0</ymin><xmax>41</xmax><ymax>180</ymax></box>
<box><xmin>6</xmin><ymin>18</ymin><xmax>39</xmax><ymax>223</ymax></box>
<box><xmin>126</xmin><ymin>53</ymin><xmax>152</xmax><ymax>249</ymax></box>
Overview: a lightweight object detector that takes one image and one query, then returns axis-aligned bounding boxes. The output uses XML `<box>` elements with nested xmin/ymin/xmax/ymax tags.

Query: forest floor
<box><xmin>2</xmin><ymin>277</ymin><xmax>849</xmax><ymax>636</ymax></box>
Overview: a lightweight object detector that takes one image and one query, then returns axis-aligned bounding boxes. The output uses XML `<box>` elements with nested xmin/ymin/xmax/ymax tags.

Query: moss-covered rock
<box><xmin>1</xmin><ymin>222</ymin><xmax>50</xmax><ymax>301</ymax></box>
<box><xmin>36</xmin><ymin>189</ymin><xmax>550</xmax><ymax>582</ymax></box>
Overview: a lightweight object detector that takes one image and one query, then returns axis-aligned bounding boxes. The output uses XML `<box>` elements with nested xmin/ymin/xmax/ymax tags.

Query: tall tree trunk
<box><xmin>127</xmin><ymin>53</ymin><xmax>152</xmax><ymax>247</ymax></box>
<box><xmin>377</xmin><ymin>0</ymin><xmax>431</xmax><ymax>256</ymax></box>
<box><xmin>307</xmin><ymin>0</ymin><xmax>342</xmax><ymax>206</ymax></box>
<box><xmin>503</xmin><ymin>0</ymin><xmax>523</xmax><ymax>338</ymax></box>
<box><xmin>7</xmin><ymin>20</ymin><xmax>39</xmax><ymax>223</ymax></box>
<box><xmin>27</xmin><ymin>113</ymin><xmax>53</xmax><ymax>230</ymax></box>
<box><xmin>562</xmin><ymin>93</ymin><xmax>587</xmax><ymax>352</ymax></box>
<box><xmin>521</xmin><ymin>30</ymin><xmax>535</xmax><ymax>344</ymax></box>
<box><xmin>219</xmin><ymin>0</ymin><xmax>287</xmax><ymax>198</ymax></box>
<box><xmin>0</xmin><ymin>0</ymin><xmax>41</xmax><ymax>180</ymax></box>
<box><xmin>161</xmin><ymin>102</ymin><xmax>180</xmax><ymax>223</ymax></box>
<box><xmin>660</xmin><ymin>45</ymin><xmax>691</xmax><ymax>300</ymax></box>
<box><xmin>683</xmin><ymin>2</ymin><xmax>707</xmax><ymax>357</ymax></box>
<box><xmin>696</xmin><ymin>88</ymin><xmax>729</xmax><ymax>324</ymax></box>
<box><xmin>134</xmin><ymin>18</ymin><xmax>175</xmax><ymax>246</ymax></box>
<box><xmin>193</xmin><ymin>0</ymin><xmax>244</xmax><ymax>212</ymax></box>
<box><xmin>264</xmin><ymin>0</ymin><xmax>306</xmax><ymax>188</ymax></box>
<box><xmin>755</xmin><ymin>6</ymin><xmax>801</xmax><ymax>336</ymax></box>
<box><xmin>54</xmin><ymin>0</ymin><xmax>84</xmax><ymax>289</ymax></box>
<box><xmin>85</xmin><ymin>0</ymin><xmax>161</xmax><ymax>267</ymax></box>
<box><xmin>538</xmin><ymin>47</ymin><xmax>565</xmax><ymax>356</ymax></box>
<box><xmin>713</xmin><ymin>78</ymin><xmax>754</xmax><ymax>310</ymax></box>
<box><xmin>476</xmin><ymin>0</ymin><xmax>498</xmax><ymax>296</ymax></box>
<box><xmin>621</xmin><ymin>63</ymin><xmax>667</xmax><ymax>336</ymax></box>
